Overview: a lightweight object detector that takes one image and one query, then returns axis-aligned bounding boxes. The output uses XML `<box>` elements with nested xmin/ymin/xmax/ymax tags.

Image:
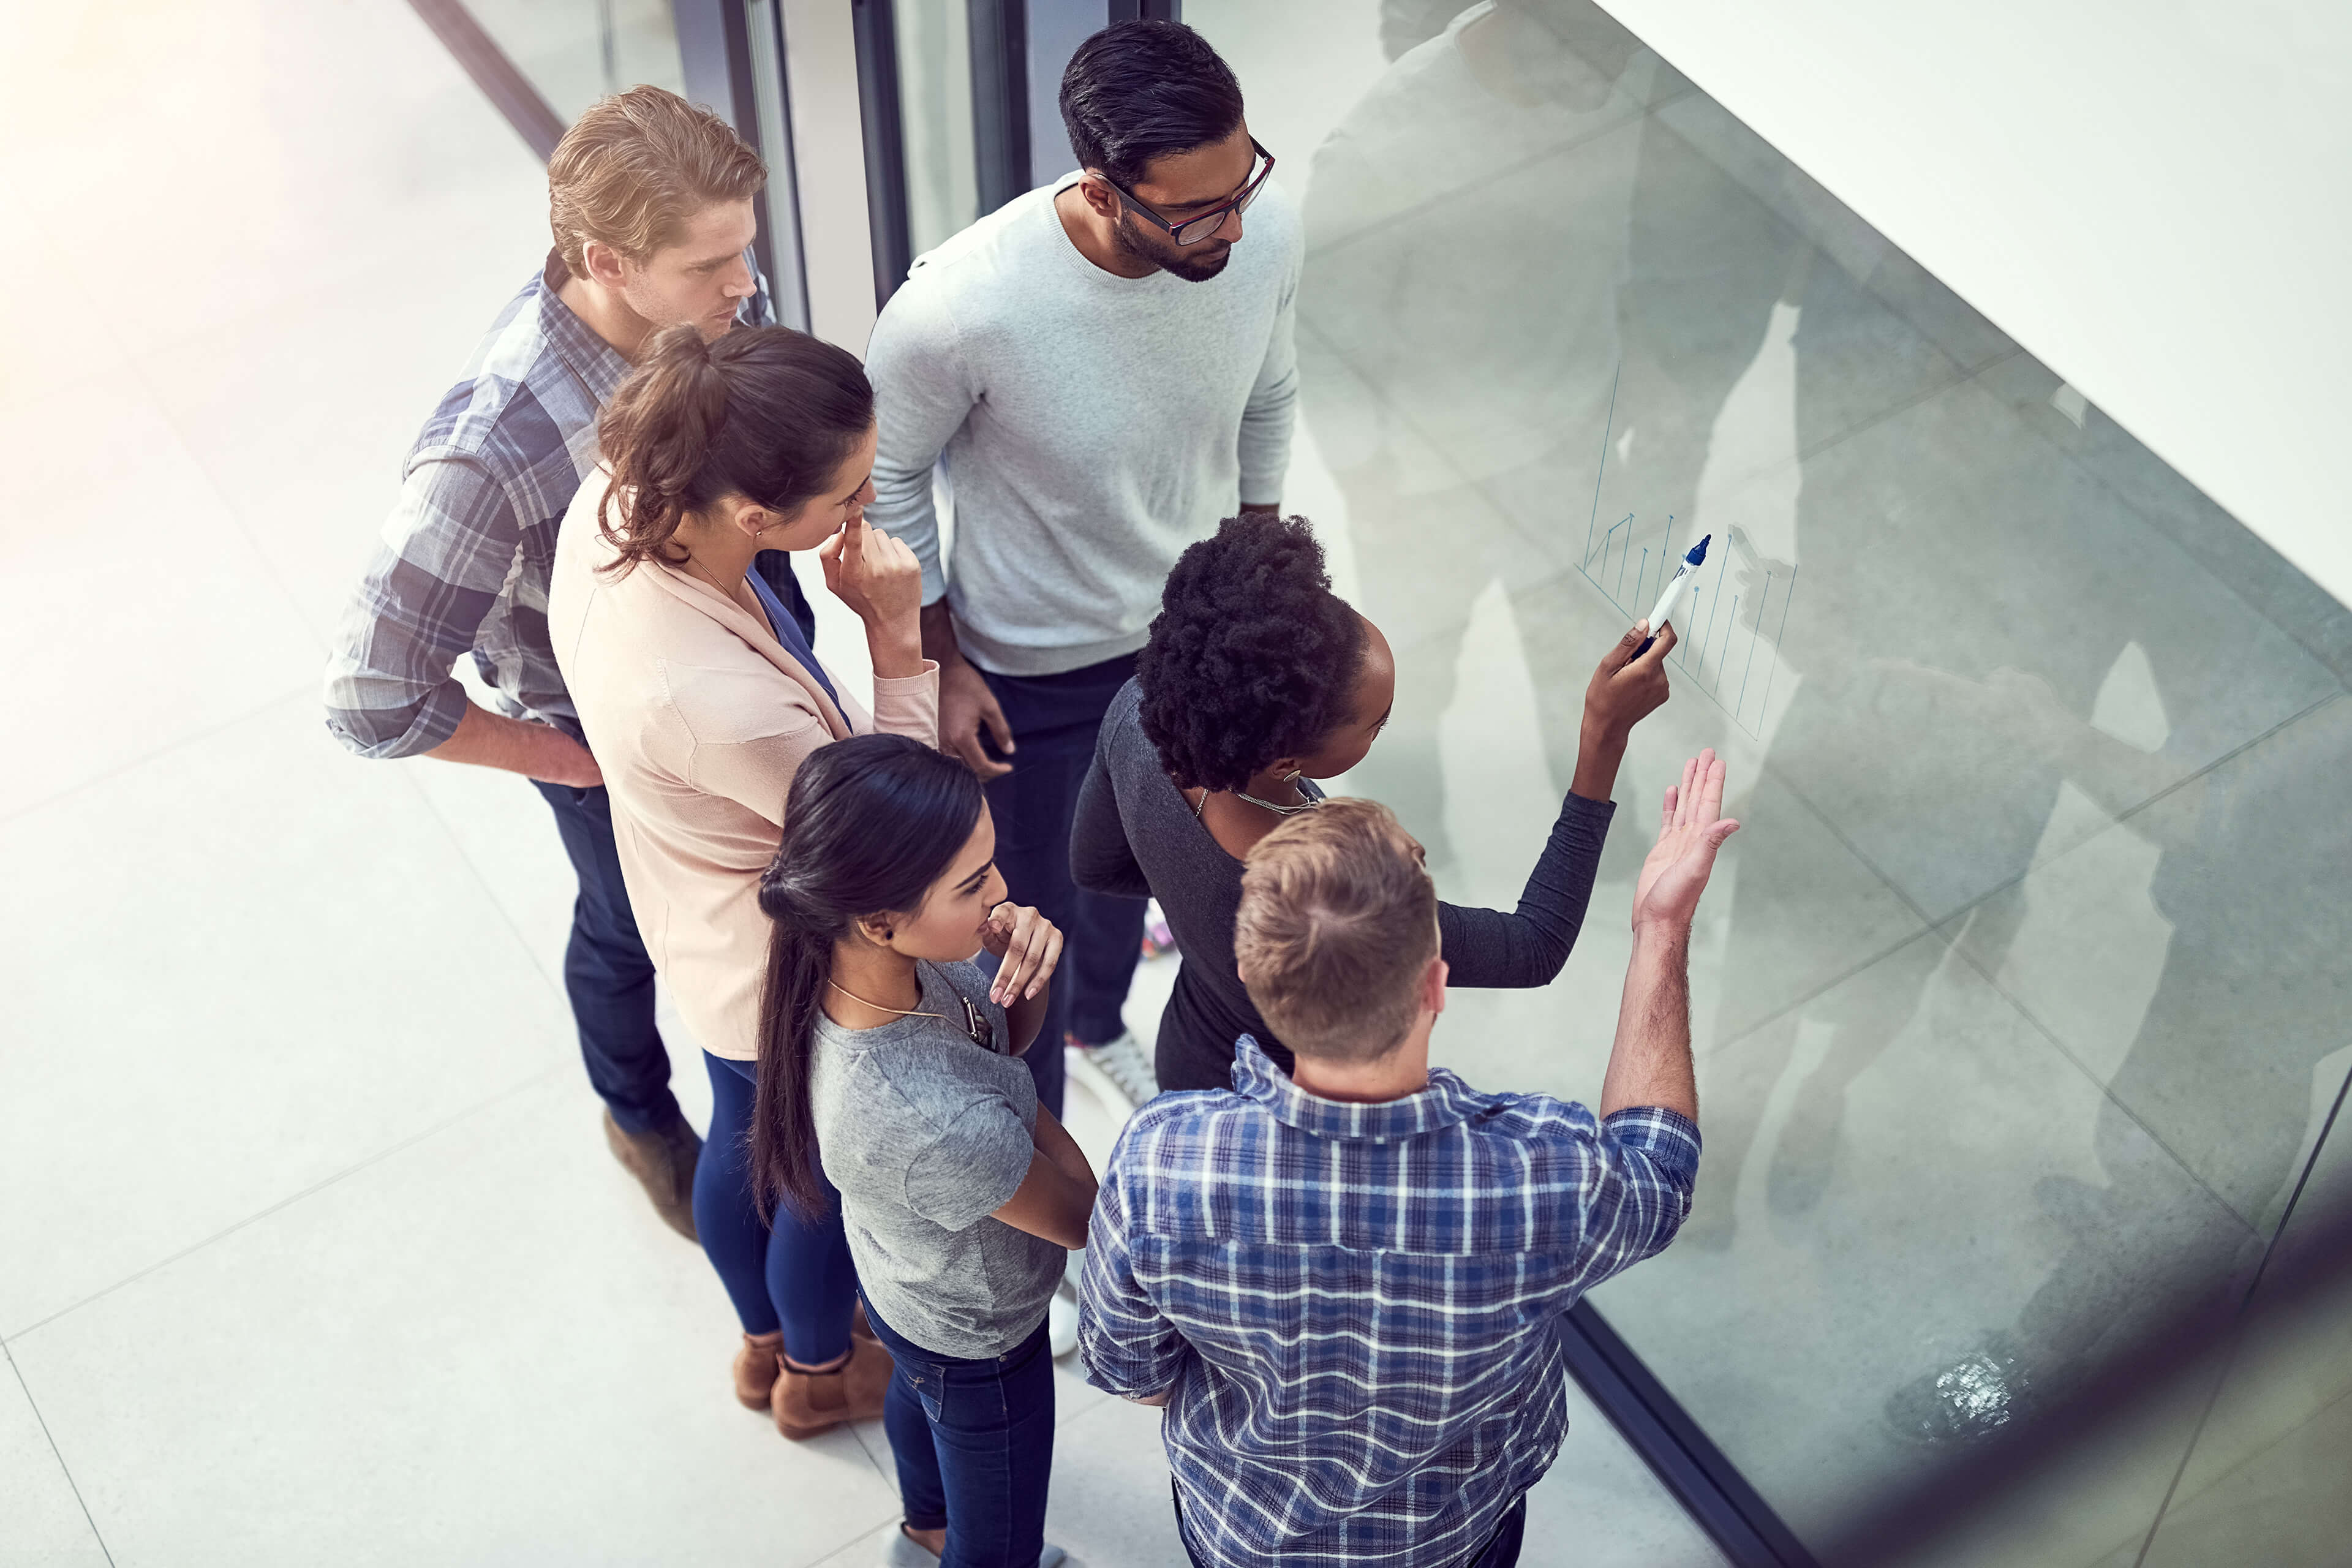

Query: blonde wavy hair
<box><xmin>548</xmin><ymin>85</ymin><xmax>764</xmax><ymax>278</ymax></box>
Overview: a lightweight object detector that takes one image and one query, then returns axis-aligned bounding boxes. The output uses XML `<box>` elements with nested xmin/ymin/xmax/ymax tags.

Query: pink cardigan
<box><xmin>548</xmin><ymin>467</ymin><xmax>939</xmax><ymax>1061</ymax></box>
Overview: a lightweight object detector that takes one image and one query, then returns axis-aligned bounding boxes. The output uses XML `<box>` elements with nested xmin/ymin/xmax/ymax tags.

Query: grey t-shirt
<box><xmin>809</xmin><ymin>959</ymin><xmax>1064</xmax><ymax>1359</ymax></box>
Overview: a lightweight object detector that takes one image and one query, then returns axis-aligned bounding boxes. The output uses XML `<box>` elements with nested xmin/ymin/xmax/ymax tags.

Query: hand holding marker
<box><xmin>1635</xmin><ymin>534</ymin><xmax>1710</xmax><ymax>657</ymax></box>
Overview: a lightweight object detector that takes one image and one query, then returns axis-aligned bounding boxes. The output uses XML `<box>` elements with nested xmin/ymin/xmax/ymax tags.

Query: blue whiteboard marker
<box><xmin>1635</xmin><ymin>534</ymin><xmax>1709</xmax><ymax>657</ymax></box>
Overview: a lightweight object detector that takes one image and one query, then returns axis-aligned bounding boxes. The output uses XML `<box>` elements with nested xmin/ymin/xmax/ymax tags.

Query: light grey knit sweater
<box><xmin>862</xmin><ymin>175</ymin><xmax>1301</xmax><ymax>677</ymax></box>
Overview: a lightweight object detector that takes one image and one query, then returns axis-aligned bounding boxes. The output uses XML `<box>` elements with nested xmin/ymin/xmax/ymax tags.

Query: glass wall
<box><xmin>1185</xmin><ymin>1</ymin><xmax>2352</xmax><ymax>1560</ymax></box>
<box><xmin>893</xmin><ymin>0</ymin><xmax>981</xmax><ymax>256</ymax></box>
<box><xmin>466</xmin><ymin>0</ymin><xmax>687</xmax><ymax>124</ymax></box>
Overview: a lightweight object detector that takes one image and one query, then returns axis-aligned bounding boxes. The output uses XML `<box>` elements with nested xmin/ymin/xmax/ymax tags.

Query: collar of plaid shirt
<box><xmin>1231</xmin><ymin>1033</ymin><xmax>1485</xmax><ymax>1144</ymax></box>
<box><xmin>535</xmin><ymin>250</ymin><xmax>635</xmax><ymax>401</ymax></box>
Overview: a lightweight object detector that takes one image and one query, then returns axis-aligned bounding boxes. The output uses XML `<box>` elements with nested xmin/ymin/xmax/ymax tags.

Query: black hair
<box><xmin>1136</xmin><ymin>515</ymin><xmax>1369</xmax><ymax>796</ymax></box>
<box><xmin>1059</xmin><ymin>20</ymin><xmax>1245</xmax><ymax>189</ymax></box>
<box><xmin>752</xmin><ymin>734</ymin><xmax>985</xmax><ymax>1219</ymax></box>
<box><xmin>597</xmin><ymin>323</ymin><xmax>873</xmax><ymax>573</ymax></box>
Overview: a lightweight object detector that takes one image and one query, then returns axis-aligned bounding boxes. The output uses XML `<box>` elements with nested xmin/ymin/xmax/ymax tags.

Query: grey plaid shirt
<box><xmin>324</xmin><ymin>252</ymin><xmax>771</xmax><ymax>758</ymax></box>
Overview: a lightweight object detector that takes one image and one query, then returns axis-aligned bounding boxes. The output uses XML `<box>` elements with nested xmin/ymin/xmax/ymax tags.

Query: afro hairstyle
<box><xmin>1136</xmin><ymin>514</ymin><xmax>1368</xmax><ymax>795</ymax></box>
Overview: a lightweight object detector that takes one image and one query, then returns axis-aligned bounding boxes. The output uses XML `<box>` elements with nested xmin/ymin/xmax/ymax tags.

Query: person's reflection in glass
<box><xmin>1299</xmin><ymin>0</ymin><xmax>1659</xmax><ymax>875</ymax></box>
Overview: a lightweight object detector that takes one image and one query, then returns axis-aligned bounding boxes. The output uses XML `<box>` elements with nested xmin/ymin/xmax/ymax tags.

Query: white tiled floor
<box><xmin>0</xmin><ymin>6</ymin><xmax>1722</xmax><ymax>1566</ymax></box>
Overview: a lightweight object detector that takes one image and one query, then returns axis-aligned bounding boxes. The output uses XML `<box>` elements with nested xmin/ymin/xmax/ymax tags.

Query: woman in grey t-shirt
<box><xmin>752</xmin><ymin>734</ymin><xmax>1096</xmax><ymax>1567</ymax></box>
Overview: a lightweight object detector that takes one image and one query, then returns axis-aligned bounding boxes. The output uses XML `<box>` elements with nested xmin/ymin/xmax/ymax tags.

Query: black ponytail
<box><xmin>752</xmin><ymin>734</ymin><xmax>986</xmax><ymax>1219</ymax></box>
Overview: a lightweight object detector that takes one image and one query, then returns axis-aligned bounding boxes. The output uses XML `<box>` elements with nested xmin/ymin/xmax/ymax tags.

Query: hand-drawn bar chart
<box><xmin>1574</xmin><ymin>368</ymin><xmax>1797</xmax><ymax>739</ymax></box>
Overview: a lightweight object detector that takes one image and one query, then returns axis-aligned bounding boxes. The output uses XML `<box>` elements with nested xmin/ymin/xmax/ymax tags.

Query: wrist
<box><xmin>1629</xmin><ymin>916</ymin><xmax>1692</xmax><ymax>954</ymax></box>
<box><xmin>865</xmin><ymin>624</ymin><xmax>925</xmax><ymax>680</ymax></box>
<box><xmin>1570</xmin><ymin>724</ymin><xmax>1628</xmax><ymax>800</ymax></box>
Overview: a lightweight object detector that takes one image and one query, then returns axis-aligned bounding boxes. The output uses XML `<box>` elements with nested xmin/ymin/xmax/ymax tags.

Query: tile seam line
<box><xmin>1955</xmin><ymin>357</ymin><xmax>2352</xmax><ymax>689</ymax></box>
<box><xmin>2</xmin><ymin>1342</ymin><xmax>116</xmax><ymax>1568</ymax></box>
<box><xmin>1741</xmin><ymin>761</ymin><xmax>2250</xmax><ymax>1237</ymax></box>
<box><xmin>1762</xmin><ymin>691</ymin><xmax>2342</xmax><ymax>1232</ymax></box>
<box><xmin>116</xmin><ymin>347</ymin><xmax>334</xmax><ymax>663</ymax></box>
<box><xmin>1464</xmin><ymin>327</ymin><xmax>1994</xmax><ymax>594</ymax></box>
<box><xmin>1306</xmin><ymin>81</ymin><xmax>1699</xmax><ymax>267</ymax></box>
<box><xmin>0</xmin><ymin>680</ymin><xmax>315</xmax><ymax>829</ymax></box>
<box><xmin>394</xmin><ymin>765</ymin><xmax>575</xmax><ymax>1009</ymax></box>
<box><xmin>1651</xmin><ymin>109</ymin><xmax>2023</xmax><ymax>376</ymax></box>
<box><xmin>2127</xmin><ymin>1059</ymin><xmax>2352</xmax><ymax>1567</ymax></box>
<box><xmin>1</xmin><ymin>1066</ymin><xmax>561</xmax><ymax>1347</ymax></box>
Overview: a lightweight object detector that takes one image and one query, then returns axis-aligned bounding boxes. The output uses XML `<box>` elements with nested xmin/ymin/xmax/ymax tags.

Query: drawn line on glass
<box><xmin>1583</xmin><ymin>363</ymin><xmax>1621</xmax><ymax>572</ymax></box>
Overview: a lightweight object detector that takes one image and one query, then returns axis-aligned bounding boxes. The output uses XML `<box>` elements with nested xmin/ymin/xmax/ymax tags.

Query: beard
<box><xmin>1113</xmin><ymin>209</ymin><xmax>1234</xmax><ymax>282</ymax></box>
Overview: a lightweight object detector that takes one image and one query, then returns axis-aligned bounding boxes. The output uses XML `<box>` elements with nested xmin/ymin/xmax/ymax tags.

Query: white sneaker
<box><xmin>1048</xmin><ymin>1280</ymin><xmax>1080</xmax><ymax>1359</ymax></box>
<box><xmin>1065</xmin><ymin>1030</ymin><xmax>1157</xmax><ymax>1111</ymax></box>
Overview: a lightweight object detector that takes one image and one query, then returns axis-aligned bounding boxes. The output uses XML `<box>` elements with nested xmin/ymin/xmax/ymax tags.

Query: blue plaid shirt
<box><xmin>324</xmin><ymin>252</ymin><xmax>772</xmax><ymax>758</ymax></box>
<box><xmin>1080</xmin><ymin>1036</ymin><xmax>1700</xmax><ymax>1568</ymax></box>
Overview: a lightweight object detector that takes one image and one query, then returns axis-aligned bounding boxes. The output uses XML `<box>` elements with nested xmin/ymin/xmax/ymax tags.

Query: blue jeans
<box><xmin>1174</xmin><ymin>1485</ymin><xmax>1525</xmax><ymax>1568</ymax></box>
<box><xmin>530</xmin><ymin>780</ymin><xmax>679</xmax><ymax>1134</ymax></box>
<box><xmin>863</xmin><ymin>1296</ymin><xmax>1057</xmax><ymax>1568</ymax></box>
<box><xmin>694</xmin><ymin>1053</ymin><xmax>858</xmax><ymax>1366</ymax></box>
<box><xmin>976</xmin><ymin>654</ymin><xmax>1150</xmax><ymax>1118</ymax></box>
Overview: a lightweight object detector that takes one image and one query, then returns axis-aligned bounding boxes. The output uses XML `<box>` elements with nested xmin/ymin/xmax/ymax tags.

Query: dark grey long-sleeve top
<box><xmin>1072</xmin><ymin>679</ymin><xmax>1616</xmax><ymax>1092</ymax></box>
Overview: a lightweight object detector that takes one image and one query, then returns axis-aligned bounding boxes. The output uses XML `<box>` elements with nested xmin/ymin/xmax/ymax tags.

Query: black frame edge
<box><xmin>851</xmin><ymin>0</ymin><xmax>914</xmax><ymax>307</ymax></box>
<box><xmin>406</xmin><ymin>0</ymin><xmax>568</xmax><ymax>162</ymax></box>
<box><xmin>1562</xmin><ymin>1302</ymin><xmax>1820</xmax><ymax>1568</ymax></box>
<box><xmin>968</xmin><ymin>0</ymin><xmax>1030</xmax><ymax>215</ymax></box>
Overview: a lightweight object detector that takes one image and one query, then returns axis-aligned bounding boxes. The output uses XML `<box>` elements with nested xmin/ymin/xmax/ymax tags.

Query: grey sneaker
<box><xmin>1065</xmin><ymin>1030</ymin><xmax>1157</xmax><ymax>1111</ymax></box>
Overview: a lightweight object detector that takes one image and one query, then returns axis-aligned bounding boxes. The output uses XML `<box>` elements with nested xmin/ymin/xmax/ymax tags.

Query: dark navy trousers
<box><xmin>530</xmin><ymin>780</ymin><xmax>679</xmax><ymax>1134</ymax></box>
<box><xmin>975</xmin><ymin>653</ymin><xmax>1150</xmax><ymax>1119</ymax></box>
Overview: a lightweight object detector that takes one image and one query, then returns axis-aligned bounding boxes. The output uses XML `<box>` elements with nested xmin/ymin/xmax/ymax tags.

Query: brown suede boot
<box><xmin>771</xmin><ymin>1337</ymin><xmax>894</xmax><ymax>1439</ymax></box>
<box><xmin>733</xmin><ymin>1331</ymin><xmax>783</xmax><ymax>1412</ymax></box>
<box><xmin>602</xmin><ymin>1110</ymin><xmax>701</xmax><ymax>1242</ymax></box>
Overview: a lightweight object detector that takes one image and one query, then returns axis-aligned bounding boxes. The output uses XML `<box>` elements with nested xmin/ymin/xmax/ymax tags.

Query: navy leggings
<box><xmin>693</xmin><ymin>1052</ymin><xmax>858</xmax><ymax>1366</ymax></box>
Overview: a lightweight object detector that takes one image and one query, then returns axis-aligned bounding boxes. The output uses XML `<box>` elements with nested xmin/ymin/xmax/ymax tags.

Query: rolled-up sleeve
<box><xmin>1078</xmin><ymin>1152</ymin><xmax>1191</xmax><ymax>1399</ymax></box>
<box><xmin>323</xmin><ymin>456</ymin><xmax>519</xmax><ymax>759</ymax></box>
<box><xmin>1562</xmin><ymin>1107</ymin><xmax>1702</xmax><ymax>1293</ymax></box>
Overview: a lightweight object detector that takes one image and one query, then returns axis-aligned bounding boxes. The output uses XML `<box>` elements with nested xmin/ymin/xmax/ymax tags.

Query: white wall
<box><xmin>1593</xmin><ymin>0</ymin><xmax>2352</xmax><ymax>609</ymax></box>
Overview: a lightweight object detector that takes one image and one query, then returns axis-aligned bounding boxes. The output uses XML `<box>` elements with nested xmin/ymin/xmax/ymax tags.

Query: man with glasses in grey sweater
<box><xmin>864</xmin><ymin>18</ymin><xmax>1300</xmax><ymax>1164</ymax></box>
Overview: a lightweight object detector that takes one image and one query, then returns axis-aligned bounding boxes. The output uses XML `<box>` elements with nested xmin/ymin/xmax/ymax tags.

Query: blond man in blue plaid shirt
<box><xmin>1080</xmin><ymin>753</ymin><xmax>1739</xmax><ymax>1568</ymax></box>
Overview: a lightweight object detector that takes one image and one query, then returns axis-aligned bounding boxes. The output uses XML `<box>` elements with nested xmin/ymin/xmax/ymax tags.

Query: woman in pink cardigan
<box><xmin>548</xmin><ymin>324</ymin><xmax>938</xmax><ymax>1438</ymax></box>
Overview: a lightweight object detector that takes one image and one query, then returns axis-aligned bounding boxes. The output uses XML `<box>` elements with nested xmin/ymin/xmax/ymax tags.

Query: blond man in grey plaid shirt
<box><xmin>323</xmin><ymin>86</ymin><xmax>805</xmax><ymax>1240</ymax></box>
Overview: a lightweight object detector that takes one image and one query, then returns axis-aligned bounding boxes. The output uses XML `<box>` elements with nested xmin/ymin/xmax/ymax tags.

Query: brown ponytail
<box><xmin>595</xmin><ymin>323</ymin><xmax>874</xmax><ymax>575</ymax></box>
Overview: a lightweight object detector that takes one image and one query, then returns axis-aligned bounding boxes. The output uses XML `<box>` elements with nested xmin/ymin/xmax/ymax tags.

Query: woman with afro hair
<box><xmin>1072</xmin><ymin>513</ymin><xmax>1675</xmax><ymax>1091</ymax></box>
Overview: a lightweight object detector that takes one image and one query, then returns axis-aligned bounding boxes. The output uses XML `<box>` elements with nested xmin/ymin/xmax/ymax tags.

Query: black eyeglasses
<box><xmin>1098</xmin><ymin>138</ymin><xmax>1274</xmax><ymax>247</ymax></box>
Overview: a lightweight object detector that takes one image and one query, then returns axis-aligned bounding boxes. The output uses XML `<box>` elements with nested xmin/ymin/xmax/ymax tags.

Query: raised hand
<box><xmin>1632</xmin><ymin>748</ymin><xmax>1740</xmax><ymax>935</ymax></box>
<box><xmin>981</xmin><ymin>900</ymin><xmax>1063</xmax><ymax>1006</ymax></box>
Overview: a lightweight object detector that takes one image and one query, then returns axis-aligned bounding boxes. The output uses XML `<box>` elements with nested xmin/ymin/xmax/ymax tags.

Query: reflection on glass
<box><xmin>1194</xmin><ymin>0</ymin><xmax>2352</xmax><ymax>1556</ymax></box>
<box><xmin>2136</xmin><ymin>1104</ymin><xmax>2352</xmax><ymax>1566</ymax></box>
<box><xmin>466</xmin><ymin>0</ymin><xmax>686</xmax><ymax>126</ymax></box>
<box><xmin>894</xmin><ymin>0</ymin><xmax>978</xmax><ymax>255</ymax></box>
